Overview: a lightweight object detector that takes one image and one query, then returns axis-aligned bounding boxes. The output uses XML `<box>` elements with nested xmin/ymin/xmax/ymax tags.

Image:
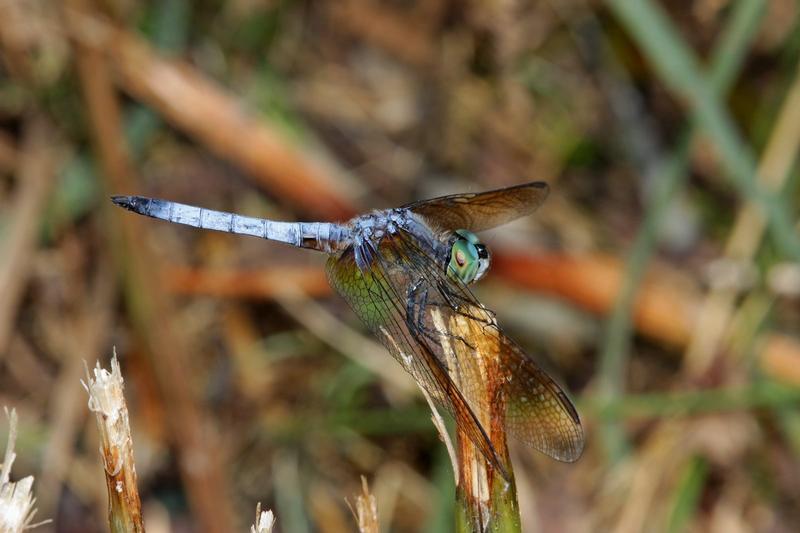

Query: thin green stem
<box><xmin>607</xmin><ymin>0</ymin><xmax>800</xmax><ymax>259</ymax></box>
<box><xmin>598</xmin><ymin>0</ymin><xmax>766</xmax><ymax>461</ymax></box>
<box><xmin>667</xmin><ymin>456</ymin><xmax>709</xmax><ymax>533</ymax></box>
<box><xmin>588</xmin><ymin>381</ymin><xmax>800</xmax><ymax>419</ymax></box>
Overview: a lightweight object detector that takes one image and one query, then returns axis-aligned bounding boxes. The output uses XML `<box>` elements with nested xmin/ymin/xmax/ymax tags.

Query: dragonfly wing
<box><xmin>404</xmin><ymin>181</ymin><xmax>549</xmax><ymax>233</ymax></box>
<box><xmin>326</xmin><ymin>239</ymin><xmax>510</xmax><ymax>478</ymax></box>
<box><xmin>382</xmin><ymin>229</ymin><xmax>584</xmax><ymax>462</ymax></box>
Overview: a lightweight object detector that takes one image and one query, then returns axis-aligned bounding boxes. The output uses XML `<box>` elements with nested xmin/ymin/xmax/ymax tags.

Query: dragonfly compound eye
<box><xmin>448</xmin><ymin>230</ymin><xmax>489</xmax><ymax>284</ymax></box>
<box><xmin>473</xmin><ymin>242</ymin><xmax>491</xmax><ymax>282</ymax></box>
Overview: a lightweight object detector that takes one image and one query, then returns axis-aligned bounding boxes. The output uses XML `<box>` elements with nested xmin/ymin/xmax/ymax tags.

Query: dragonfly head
<box><xmin>447</xmin><ymin>229</ymin><xmax>490</xmax><ymax>284</ymax></box>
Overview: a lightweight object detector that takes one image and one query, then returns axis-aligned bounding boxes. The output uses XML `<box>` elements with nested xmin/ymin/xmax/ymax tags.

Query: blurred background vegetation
<box><xmin>1</xmin><ymin>0</ymin><xmax>799</xmax><ymax>531</ymax></box>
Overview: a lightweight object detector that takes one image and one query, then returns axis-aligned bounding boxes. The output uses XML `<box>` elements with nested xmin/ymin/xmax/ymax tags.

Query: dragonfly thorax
<box><xmin>350</xmin><ymin>208</ymin><xmax>445</xmax><ymax>272</ymax></box>
<box><xmin>351</xmin><ymin>209</ymin><xmax>405</xmax><ymax>240</ymax></box>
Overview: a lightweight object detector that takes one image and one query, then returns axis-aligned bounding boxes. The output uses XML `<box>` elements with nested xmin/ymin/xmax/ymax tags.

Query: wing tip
<box><xmin>528</xmin><ymin>180</ymin><xmax>550</xmax><ymax>200</ymax></box>
<box><xmin>554</xmin><ymin>427</ymin><xmax>586</xmax><ymax>463</ymax></box>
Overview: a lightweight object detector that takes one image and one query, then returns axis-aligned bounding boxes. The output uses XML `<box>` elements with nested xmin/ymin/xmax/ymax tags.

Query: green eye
<box><xmin>448</xmin><ymin>230</ymin><xmax>491</xmax><ymax>284</ymax></box>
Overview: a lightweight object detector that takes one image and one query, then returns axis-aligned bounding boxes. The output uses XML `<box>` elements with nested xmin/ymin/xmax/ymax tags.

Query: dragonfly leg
<box><xmin>432</xmin><ymin>280</ymin><xmax>496</xmax><ymax>328</ymax></box>
<box><xmin>406</xmin><ymin>279</ymin><xmax>476</xmax><ymax>351</ymax></box>
<box><xmin>405</xmin><ymin>278</ymin><xmax>427</xmax><ymax>335</ymax></box>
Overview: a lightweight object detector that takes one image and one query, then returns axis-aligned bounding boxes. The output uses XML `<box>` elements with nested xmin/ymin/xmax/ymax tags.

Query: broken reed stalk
<box><xmin>427</xmin><ymin>310</ymin><xmax>521</xmax><ymax>532</ymax></box>
<box><xmin>0</xmin><ymin>408</ymin><xmax>48</xmax><ymax>532</ymax></box>
<box><xmin>250</xmin><ymin>502</ymin><xmax>276</xmax><ymax>533</ymax></box>
<box><xmin>453</xmin><ymin>401</ymin><xmax>520</xmax><ymax>532</ymax></box>
<box><xmin>83</xmin><ymin>353</ymin><xmax>144</xmax><ymax>533</ymax></box>
<box><xmin>351</xmin><ymin>476</ymin><xmax>379</xmax><ymax>533</ymax></box>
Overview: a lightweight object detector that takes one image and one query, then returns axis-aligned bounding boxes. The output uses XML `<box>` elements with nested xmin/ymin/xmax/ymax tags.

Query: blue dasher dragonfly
<box><xmin>112</xmin><ymin>181</ymin><xmax>584</xmax><ymax>476</ymax></box>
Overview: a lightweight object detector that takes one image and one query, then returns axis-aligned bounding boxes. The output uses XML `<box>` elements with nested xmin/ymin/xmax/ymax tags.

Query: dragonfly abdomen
<box><xmin>110</xmin><ymin>196</ymin><xmax>351</xmax><ymax>252</ymax></box>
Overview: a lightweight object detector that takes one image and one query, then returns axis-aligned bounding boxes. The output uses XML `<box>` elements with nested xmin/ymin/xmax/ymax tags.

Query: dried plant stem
<box><xmin>492</xmin><ymin>252</ymin><xmax>800</xmax><ymax>386</ymax></box>
<box><xmin>83</xmin><ymin>353</ymin><xmax>144</xmax><ymax>533</ymax></box>
<box><xmin>38</xmin><ymin>267</ymin><xmax>114</xmax><ymax>515</ymax></box>
<box><xmin>608</xmin><ymin>0</ymin><xmax>800</xmax><ymax>260</ymax></box>
<box><xmin>597</xmin><ymin>0</ymin><xmax>764</xmax><ymax>460</ymax></box>
<box><xmin>62</xmin><ymin>6</ymin><xmax>358</xmax><ymax>220</ymax></box>
<box><xmin>251</xmin><ymin>503</ymin><xmax>276</xmax><ymax>533</ymax></box>
<box><xmin>0</xmin><ymin>408</ymin><xmax>48</xmax><ymax>532</ymax></box>
<box><xmin>0</xmin><ymin>116</ymin><xmax>57</xmax><ymax>354</ymax></box>
<box><xmin>164</xmin><ymin>265</ymin><xmax>332</xmax><ymax>300</ymax></box>
<box><xmin>426</xmin><ymin>309</ymin><xmax>520</xmax><ymax>532</ymax></box>
<box><xmin>328</xmin><ymin>0</ymin><xmax>434</xmax><ymax>67</ymax></box>
<box><xmin>684</xmin><ymin>56</ymin><xmax>800</xmax><ymax>377</ymax></box>
<box><xmin>0</xmin><ymin>130</ymin><xmax>17</xmax><ymax>172</ymax></box>
<box><xmin>66</xmin><ymin>1</ymin><xmax>236</xmax><ymax>528</ymax></box>
<box><xmin>273</xmin><ymin>286</ymin><xmax>416</xmax><ymax>394</ymax></box>
<box><xmin>455</xmin><ymin>444</ymin><xmax>519</xmax><ymax>532</ymax></box>
<box><xmin>352</xmin><ymin>477</ymin><xmax>379</xmax><ymax>533</ymax></box>
<box><xmin>454</xmin><ymin>409</ymin><xmax>519</xmax><ymax>533</ymax></box>
<box><xmin>420</xmin><ymin>387</ymin><xmax>459</xmax><ymax>484</ymax></box>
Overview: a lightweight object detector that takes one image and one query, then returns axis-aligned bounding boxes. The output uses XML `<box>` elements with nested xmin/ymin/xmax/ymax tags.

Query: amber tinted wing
<box><xmin>325</xmin><ymin>239</ymin><xmax>510</xmax><ymax>478</ymax></box>
<box><xmin>404</xmin><ymin>182</ymin><xmax>549</xmax><ymax>232</ymax></box>
<box><xmin>384</xmin><ymin>229</ymin><xmax>584</xmax><ymax>462</ymax></box>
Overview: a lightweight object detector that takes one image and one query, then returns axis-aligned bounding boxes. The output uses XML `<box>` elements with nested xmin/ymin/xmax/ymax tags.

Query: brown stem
<box><xmin>66</xmin><ymin>2</ymin><xmax>236</xmax><ymax>529</ymax></box>
<box><xmin>84</xmin><ymin>356</ymin><xmax>145</xmax><ymax>533</ymax></box>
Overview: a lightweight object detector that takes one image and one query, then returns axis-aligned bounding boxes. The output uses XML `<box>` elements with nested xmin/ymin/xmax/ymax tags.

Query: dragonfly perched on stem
<box><xmin>112</xmin><ymin>181</ymin><xmax>584</xmax><ymax>479</ymax></box>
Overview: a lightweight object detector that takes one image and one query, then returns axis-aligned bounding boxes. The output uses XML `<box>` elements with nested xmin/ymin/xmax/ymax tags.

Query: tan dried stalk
<box><xmin>352</xmin><ymin>477</ymin><xmax>379</xmax><ymax>533</ymax></box>
<box><xmin>83</xmin><ymin>352</ymin><xmax>144</xmax><ymax>533</ymax></box>
<box><xmin>0</xmin><ymin>408</ymin><xmax>49</xmax><ymax>532</ymax></box>
<box><xmin>428</xmin><ymin>309</ymin><xmax>521</xmax><ymax>532</ymax></box>
<box><xmin>250</xmin><ymin>503</ymin><xmax>275</xmax><ymax>533</ymax></box>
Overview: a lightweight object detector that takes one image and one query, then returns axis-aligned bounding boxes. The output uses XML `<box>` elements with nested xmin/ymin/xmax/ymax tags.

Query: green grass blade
<box><xmin>590</xmin><ymin>381</ymin><xmax>800</xmax><ymax>419</ymax></box>
<box><xmin>667</xmin><ymin>456</ymin><xmax>709</xmax><ymax>533</ymax></box>
<box><xmin>607</xmin><ymin>0</ymin><xmax>800</xmax><ymax>260</ymax></box>
<box><xmin>598</xmin><ymin>0</ymin><xmax>767</xmax><ymax>462</ymax></box>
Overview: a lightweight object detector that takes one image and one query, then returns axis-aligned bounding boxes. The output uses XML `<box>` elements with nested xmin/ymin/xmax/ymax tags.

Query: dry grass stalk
<box><xmin>164</xmin><ymin>265</ymin><xmax>332</xmax><ymax>300</ymax></box>
<box><xmin>492</xmin><ymin>251</ymin><xmax>800</xmax><ymax>385</ymax></box>
<box><xmin>250</xmin><ymin>502</ymin><xmax>275</xmax><ymax>533</ymax></box>
<box><xmin>38</xmin><ymin>267</ymin><xmax>114</xmax><ymax>516</ymax></box>
<box><xmin>352</xmin><ymin>477</ymin><xmax>379</xmax><ymax>533</ymax></box>
<box><xmin>428</xmin><ymin>309</ymin><xmax>520</xmax><ymax>532</ymax></box>
<box><xmin>274</xmin><ymin>285</ymin><xmax>416</xmax><ymax>394</ymax></box>
<box><xmin>82</xmin><ymin>352</ymin><xmax>144</xmax><ymax>533</ymax></box>
<box><xmin>0</xmin><ymin>116</ymin><xmax>57</xmax><ymax>354</ymax></box>
<box><xmin>63</xmin><ymin>6</ymin><xmax>359</xmax><ymax>221</ymax></box>
<box><xmin>454</xmin><ymin>419</ymin><xmax>518</xmax><ymax>533</ymax></box>
<box><xmin>66</xmin><ymin>2</ymin><xmax>236</xmax><ymax>527</ymax></box>
<box><xmin>0</xmin><ymin>131</ymin><xmax>17</xmax><ymax>173</ymax></box>
<box><xmin>684</xmin><ymin>57</ymin><xmax>800</xmax><ymax>376</ymax></box>
<box><xmin>328</xmin><ymin>0</ymin><xmax>435</xmax><ymax>67</ymax></box>
<box><xmin>0</xmin><ymin>408</ymin><xmax>48</xmax><ymax>532</ymax></box>
<box><xmin>420</xmin><ymin>387</ymin><xmax>459</xmax><ymax>484</ymax></box>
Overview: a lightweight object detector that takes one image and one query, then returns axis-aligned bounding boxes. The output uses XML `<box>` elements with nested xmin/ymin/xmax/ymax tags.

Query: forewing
<box><xmin>325</xmin><ymin>240</ymin><xmax>509</xmax><ymax>478</ymax></box>
<box><xmin>404</xmin><ymin>181</ymin><xmax>549</xmax><ymax>232</ymax></box>
<box><xmin>387</xmin><ymin>230</ymin><xmax>584</xmax><ymax>462</ymax></box>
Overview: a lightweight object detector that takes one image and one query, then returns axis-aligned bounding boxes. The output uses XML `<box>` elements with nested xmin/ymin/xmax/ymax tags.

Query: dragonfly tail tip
<box><xmin>110</xmin><ymin>195</ymin><xmax>134</xmax><ymax>210</ymax></box>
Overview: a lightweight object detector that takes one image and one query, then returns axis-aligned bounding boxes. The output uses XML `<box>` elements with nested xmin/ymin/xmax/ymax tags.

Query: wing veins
<box><xmin>366</xmin><ymin>241</ymin><xmax>510</xmax><ymax>478</ymax></box>
<box><xmin>390</xmin><ymin>229</ymin><xmax>585</xmax><ymax>461</ymax></box>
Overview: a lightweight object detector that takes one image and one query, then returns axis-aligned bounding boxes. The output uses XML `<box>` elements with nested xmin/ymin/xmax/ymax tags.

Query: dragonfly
<box><xmin>112</xmin><ymin>181</ymin><xmax>584</xmax><ymax>477</ymax></box>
